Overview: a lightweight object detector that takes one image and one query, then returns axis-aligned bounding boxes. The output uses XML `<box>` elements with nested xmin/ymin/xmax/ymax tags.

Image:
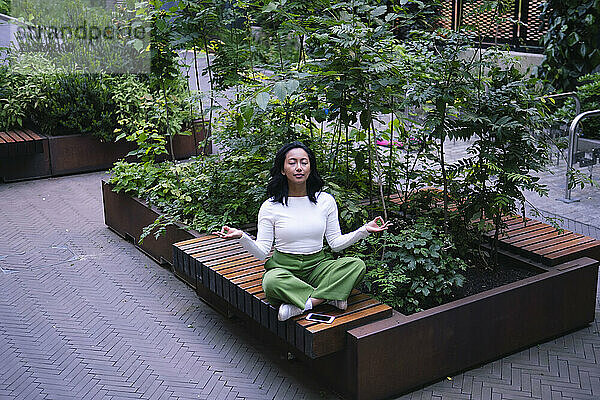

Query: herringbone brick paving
<box><xmin>1</xmin><ymin>171</ymin><xmax>599</xmax><ymax>399</ymax></box>
<box><xmin>0</xmin><ymin>173</ymin><xmax>331</xmax><ymax>400</ymax></box>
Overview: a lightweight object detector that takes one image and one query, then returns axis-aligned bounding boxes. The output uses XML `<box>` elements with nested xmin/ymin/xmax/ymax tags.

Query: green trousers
<box><xmin>262</xmin><ymin>249</ymin><xmax>366</xmax><ymax>309</ymax></box>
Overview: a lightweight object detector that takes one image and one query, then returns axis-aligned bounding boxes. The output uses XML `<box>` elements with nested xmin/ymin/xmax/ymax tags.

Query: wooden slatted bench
<box><xmin>483</xmin><ymin>215</ymin><xmax>600</xmax><ymax>268</ymax></box>
<box><xmin>172</xmin><ymin>235</ymin><xmax>393</xmax><ymax>359</ymax></box>
<box><xmin>381</xmin><ymin>193</ymin><xmax>600</xmax><ymax>269</ymax></box>
<box><xmin>0</xmin><ymin>129</ymin><xmax>46</xmax><ymax>158</ymax></box>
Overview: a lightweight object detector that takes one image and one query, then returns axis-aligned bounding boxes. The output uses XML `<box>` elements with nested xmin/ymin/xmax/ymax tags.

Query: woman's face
<box><xmin>281</xmin><ymin>147</ymin><xmax>311</xmax><ymax>186</ymax></box>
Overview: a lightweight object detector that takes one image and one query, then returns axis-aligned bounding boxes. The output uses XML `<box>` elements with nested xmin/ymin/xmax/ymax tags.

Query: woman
<box><xmin>213</xmin><ymin>142</ymin><xmax>389</xmax><ymax>321</ymax></box>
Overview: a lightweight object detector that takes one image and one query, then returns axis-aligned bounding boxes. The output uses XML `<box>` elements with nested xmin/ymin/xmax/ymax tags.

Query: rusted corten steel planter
<box><xmin>102</xmin><ymin>183</ymin><xmax>599</xmax><ymax>400</ymax></box>
<box><xmin>2</xmin><ymin>126</ymin><xmax>208</xmax><ymax>182</ymax></box>
<box><xmin>102</xmin><ymin>181</ymin><xmax>257</xmax><ymax>287</ymax></box>
<box><xmin>345</xmin><ymin>257</ymin><xmax>599</xmax><ymax>400</ymax></box>
<box><xmin>49</xmin><ymin>131</ymin><xmax>206</xmax><ymax>175</ymax></box>
<box><xmin>102</xmin><ymin>180</ymin><xmax>240</xmax><ymax>315</ymax></box>
<box><xmin>49</xmin><ymin>134</ymin><xmax>136</xmax><ymax>176</ymax></box>
<box><xmin>102</xmin><ymin>181</ymin><xmax>199</xmax><ymax>266</ymax></box>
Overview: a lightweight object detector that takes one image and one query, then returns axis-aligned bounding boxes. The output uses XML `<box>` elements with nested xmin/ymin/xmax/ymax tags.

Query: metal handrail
<box><xmin>538</xmin><ymin>92</ymin><xmax>582</xmax><ymax>167</ymax></box>
<box><xmin>563</xmin><ymin>109</ymin><xmax>600</xmax><ymax>201</ymax></box>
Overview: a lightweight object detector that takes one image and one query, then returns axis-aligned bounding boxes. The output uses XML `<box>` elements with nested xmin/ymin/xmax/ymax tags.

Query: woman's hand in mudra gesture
<box><xmin>365</xmin><ymin>216</ymin><xmax>391</xmax><ymax>233</ymax></box>
<box><xmin>212</xmin><ymin>226</ymin><xmax>243</xmax><ymax>239</ymax></box>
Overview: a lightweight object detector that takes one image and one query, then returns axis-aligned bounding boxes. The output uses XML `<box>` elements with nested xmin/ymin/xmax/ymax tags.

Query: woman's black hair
<box><xmin>267</xmin><ymin>141</ymin><xmax>324</xmax><ymax>205</ymax></box>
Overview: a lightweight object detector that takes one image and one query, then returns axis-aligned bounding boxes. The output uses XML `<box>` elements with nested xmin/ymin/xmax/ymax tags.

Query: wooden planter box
<box><xmin>1</xmin><ymin>127</ymin><xmax>208</xmax><ymax>182</ymax></box>
<box><xmin>101</xmin><ymin>182</ymin><xmax>599</xmax><ymax>400</ymax></box>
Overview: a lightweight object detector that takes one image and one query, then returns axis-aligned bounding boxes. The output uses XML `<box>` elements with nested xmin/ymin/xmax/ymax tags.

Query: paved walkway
<box><xmin>0</xmin><ymin>173</ymin><xmax>330</xmax><ymax>400</ymax></box>
<box><xmin>1</xmin><ymin>169</ymin><xmax>599</xmax><ymax>399</ymax></box>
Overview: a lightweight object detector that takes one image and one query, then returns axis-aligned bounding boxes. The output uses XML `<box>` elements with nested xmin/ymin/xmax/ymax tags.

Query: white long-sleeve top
<box><xmin>238</xmin><ymin>192</ymin><xmax>369</xmax><ymax>260</ymax></box>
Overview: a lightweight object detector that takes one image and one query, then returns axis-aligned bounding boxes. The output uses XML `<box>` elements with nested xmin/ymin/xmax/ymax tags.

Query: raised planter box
<box><xmin>102</xmin><ymin>180</ymin><xmax>198</xmax><ymax>266</ymax></box>
<box><xmin>346</xmin><ymin>256</ymin><xmax>598</xmax><ymax>399</ymax></box>
<box><xmin>101</xmin><ymin>182</ymin><xmax>599</xmax><ymax>400</ymax></box>
<box><xmin>1</xmin><ymin>127</ymin><xmax>208</xmax><ymax>182</ymax></box>
<box><xmin>102</xmin><ymin>180</ymin><xmax>245</xmax><ymax>316</ymax></box>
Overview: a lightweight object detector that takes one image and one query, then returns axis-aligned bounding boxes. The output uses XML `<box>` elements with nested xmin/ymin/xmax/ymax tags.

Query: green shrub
<box><xmin>350</xmin><ymin>221</ymin><xmax>467</xmax><ymax>314</ymax></box>
<box><xmin>0</xmin><ymin>0</ymin><xmax>10</xmax><ymax>14</ymax></box>
<box><xmin>548</xmin><ymin>72</ymin><xmax>600</xmax><ymax>140</ymax></box>
<box><xmin>0</xmin><ymin>51</ymin><xmax>155</xmax><ymax>141</ymax></box>
<box><xmin>33</xmin><ymin>73</ymin><xmax>119</xmax><ymax>141</ymax></box>
<box><xmin>538</xmin><ymin>0</ymin><xmax>600</xmax><ymax>91</ymax></box>
<box><xmin>109</xmin><ymin>149</ymin><xmax>271</xmax><ymax>239</ymax></box>
<box><xmin>0</xmin><ymin>53</ymin><xmax>52</xmax><ymax>130</ymax></box>
<box><xmin>577</xmin><ymin>73</ymin><xmax>600</xmax><ymax>140</ymax></box>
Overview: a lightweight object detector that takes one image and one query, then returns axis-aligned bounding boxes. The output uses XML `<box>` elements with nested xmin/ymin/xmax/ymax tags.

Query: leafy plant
<box><xmin>537</xmin><ymin>0</ymin><xmax>600</xmax><ymax>91</ymax></box>
<box><xmin>0</xmin><ymin>52</ymin><xmax>54</xmax><ymax>130</ymax></box>
<box><xmin>134</xmin><ymin>0</ymin><xmax>192</xmax><ymax>161</ymax></box>
<box><xmin>549</xmin><ymin>72</ymin><xmax>600</xmax><ymax>140</ymax></box>
<box><xmin>109</xmin><ymin>148</ymin><xmax>271</xmax><ymax>240</ymax></box>
<box><xmin>175</xmin><ymin>0</ymin><xmax>221</xmax><ymax>135</ymax></box>
<box><xmin>458</xmin><ymin>62</ymin><xmax>551</xmax><ymax>260</ymax></box>
<box><xmin>33</xmin><ymin>73</ymin><xmax>119</xmax><ymax>141</ymax></box>
<box><xmin>399</xmin><ymin>29</ymin><xmax>472</xmax><ymax>230</ymax></box>
<box><xmin>304</xmin><ymin>0</ymin><xmax>405</xmax><ymax>212</ymax></box>
<box><xmin>576</xmin><ymin>72</ymin><xmax>600</xmax><ymax>140</ymax></box>
<box><xmin>12</xmin><ymin>0</ymin><xmax>146</xmax><ymax>74</ymax></box>
<box><xmin>350</xmin><ymin>221</ymin><xmax>467</xmax><ymax>314</ymax></box>
<box><xmin>113</xmin><ymin>74</ymin><xmax>194</xmax><ymax>163</ymax></box>
<box><xmin>0</xmin><ymin>0</ymin><xmax>11</xmax><ymax>14</ymax></box>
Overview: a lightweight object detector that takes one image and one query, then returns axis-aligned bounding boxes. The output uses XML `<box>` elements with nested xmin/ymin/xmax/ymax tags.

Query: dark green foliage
<box><xmin>0</xmin><ymin>54</ymin><xmax>53</xmax><ymax>131</ymax></box>
<box><xmin>538</xmin><ymin>0</ymin><xmax>600</xmax><ymax>91</ymax></box>
<box><xmin>11</xmin><ymin>0</ymin><xmax>147</xmax><ymax>74</ymax></box>
<box><xmin>350</xmin><ymin>221</ymin><xmax>467</xmax><ymax>314</ymax></box>
<box><xmin>33</xmin><ymin>74</ymin><xmax>118</xmax><ymax>141</ymax></box>
<box><xmin>137</xmin><ymin>1</ymin><xmax>195</xmax><ymax>161</ymax></box>
<box><xmin>2</xmin><ymin>0</ymin><xmax>193</xmax><ymax>143</ymax></box>
<box><xmin>392</xmin><ymin>0</ymin><xmax>442</xmax><ymax>38</ymax></box>
<box><xmin>577</xmin><ymin>72</ymin><xmax>600</xmax><ymax>139</ymax></box>
<box><xmin>112</xmin><ymin>74</ymin><xmax>190</xmax><ymax>164</ymax></box>
<box><xmin>398</xmin><ymin>31</ymin><xmax>551</xmax><ymax>259</ymax></box>
<box><xmin>458</xmin><ymin>64</ymin><xmax>550</xmax><ymax>239</ymax></box>
<box><xmin>210</xmin><ymin>29</ymin><xmax>254</xmax><ymax>89</ymax></box>
<box><xmin>0</xmin><ymin>0</ymin><xmax>11</xmax><ymax>14</ymax></box>
<box><xmin>109</xmin><ymin>150</ymin><xmax>271</xmax><ymax>238</ymax></box>
<box><xmin>545</xmin><ymin>72</ymin><xmax>600</xmax><ymax>140</ymax></box>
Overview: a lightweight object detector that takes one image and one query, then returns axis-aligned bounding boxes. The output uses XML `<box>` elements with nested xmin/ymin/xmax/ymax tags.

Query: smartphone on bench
<box><xmin>305</xmin><ymin>313</ymin><xmax>335</xmax><ymax>324</ymax></box>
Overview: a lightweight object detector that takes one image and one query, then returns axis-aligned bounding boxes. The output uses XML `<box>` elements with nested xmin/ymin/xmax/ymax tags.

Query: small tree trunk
<box><xmin>436</xmin><ymin>101</ymin><xmax>449</xmax><ymax>234</ymax></box>
<box><xmin>388</xmin><ymin>95</ymin><xmax>394</xmax><ymax>198</ymax></box>
<box><xmin>162</xmin><ymin>80</ymin><xmax>176</xmax><ymax>163</ymax></box>
<box><xmin>492</xmin><ymin>211</ymin><xmax>502</xmax><ymax>267</ymax></box>
<box><xmin>193</xmin><ymin>47</ymin><xmax>207</xmax><ymax>154</ymax></box>
<box><xmin>246</xmin><ymin>11</ymin><xmax>255</xmax><ymax>80</ymax></box>
<box><xmin>297</xmin><ymin>34</ymin><xmax>304</xmax><ymax>71</ymax></box>
<box><xmin>372</xmin><ymin>120</ymin><xmax>388</xmax><ymax>221</ymax></box>
<box><xmin>366</xmin><ymin>110</ymin><xmax>373</xmax><ymax>205</ymax></box>
<box><xmin>345</xmin><ymin>122</ymin><xmax>350</xmax><ymax>188</ymax></box>
<box><xmin>276</xmin><ymin>30</ymin><xmax>284</xmax><ymax>73</ymax></box>
<box><xmin>202</xmin><ymin>37</ymin><xmax>215</xmax><ymax>138</ymax></box>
